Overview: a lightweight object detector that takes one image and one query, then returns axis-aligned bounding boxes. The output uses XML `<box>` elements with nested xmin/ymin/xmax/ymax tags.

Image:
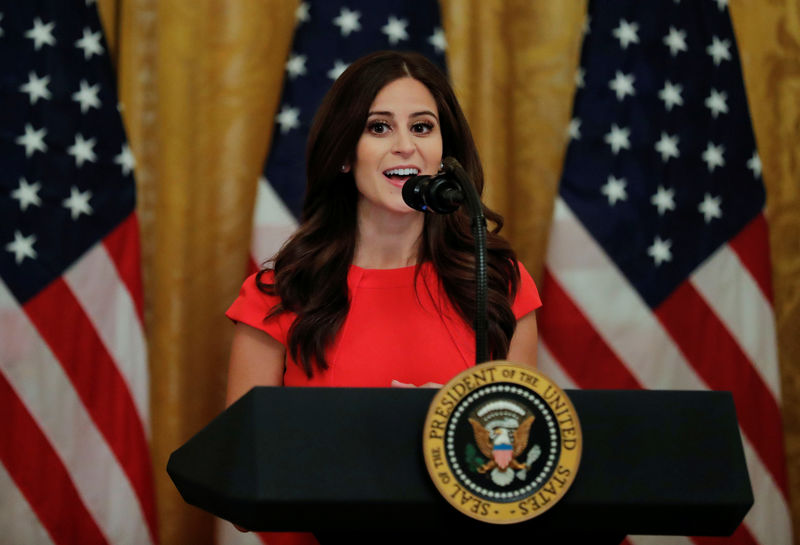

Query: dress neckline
<box><xmin>348</xmin><ymin>262</ymin><xmax>431</xmax><ymax>288</ymax></box>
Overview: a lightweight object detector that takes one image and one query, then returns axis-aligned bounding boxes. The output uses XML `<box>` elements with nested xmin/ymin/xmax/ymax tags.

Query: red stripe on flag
<box><xmin>728</xmin><ymin>213</ymin><xmax>773</xmax><ymax>305</ymax></box>
<box><xmin>655</xmin><ymin>281</ymin><xmax>788</xmax><ymax>499</ymax></box>
<box><xmin>0</xmin><ymin>373</ymin><xmax>109</xmax><ymax>545</ymax></box>
<box><xmin>103</xmin><ymin>213</ymin><xmax>146</xmax><ymax>322</ymax></box>
<box><xmin>23</xmin><ymin>278</ymin><xmax>159</xmax><ymax>542</ymax></box>
<box><xmin>538</xmin><ymin>271</ymin><xmax>761</xmax><ymax>543</ymax></box>
<box><xmin>538</xmin><ymin>268</ymin><xmax>642</xmax><ymax>389</ymax></box>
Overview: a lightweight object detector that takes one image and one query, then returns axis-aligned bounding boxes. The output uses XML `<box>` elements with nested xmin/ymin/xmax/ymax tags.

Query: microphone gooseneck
<box><xmin>401</xmin><ymin>158</ymin><xmax>489</xmax><ymax>365</ymax></box>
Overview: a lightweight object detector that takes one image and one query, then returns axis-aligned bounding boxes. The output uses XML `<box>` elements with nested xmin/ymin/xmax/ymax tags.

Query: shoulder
<box><xmin>233</xmin><ymin>270</ymin><xmax>278</xmax><ymax>307</ymax></box>
<box><xmin>225</xmin><ymin>271</ymin><xmax>290</xmax><ymax>341</ymax></box>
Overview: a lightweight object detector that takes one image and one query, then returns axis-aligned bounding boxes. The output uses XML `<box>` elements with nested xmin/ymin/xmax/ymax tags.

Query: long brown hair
<box><xmin>257</xmin><ymin>51</ymin><xmax>519</xmax><ymax>376</ymax></box>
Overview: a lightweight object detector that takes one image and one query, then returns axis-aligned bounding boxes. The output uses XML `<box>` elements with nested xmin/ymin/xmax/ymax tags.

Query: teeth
<box><xmin>384</xmin><ymin>168</ymin><xmax>419</xmax><ymax>177</ymax></box>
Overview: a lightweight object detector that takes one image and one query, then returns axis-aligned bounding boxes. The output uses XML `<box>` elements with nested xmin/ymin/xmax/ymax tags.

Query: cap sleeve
<box><xmin>512</xmin><ymin>261</ymin><xmax>542</xmax><ymax>319</ymax></box>
<box><xmin>225</xmin><ymin>271</ymin><xmax>291</xmax><ymax>346</ymax></box>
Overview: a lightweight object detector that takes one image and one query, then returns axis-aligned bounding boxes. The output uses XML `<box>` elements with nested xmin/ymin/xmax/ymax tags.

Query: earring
<box><xmin>340</xmin><ymin>164</ymin><xmax>348</xmax><ymax>173</ymax></box>
<box><xmin>439</xmin><ymin>161</ymin><xmax>444</xmax><ymax>170</ymax></box>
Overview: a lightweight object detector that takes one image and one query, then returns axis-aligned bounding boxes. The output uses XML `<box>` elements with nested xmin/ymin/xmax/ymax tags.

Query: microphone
<box><xmin>402</xmin><ymin>170</ymin><xmax>464</xmax><ymax>214</ymax></box>
<box><xmin>403</xmin><ymin>157</ymin><xmax>490</xmax><ymax>364</ymax></box>
<box><xmin>403</xmin><ymin>157</ymin><xmax>489</xmax><ymax>364</ymax></box>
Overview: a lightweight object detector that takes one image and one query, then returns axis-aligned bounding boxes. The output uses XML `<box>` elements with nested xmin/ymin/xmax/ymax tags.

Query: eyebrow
<box><xmin>367</xmin><ymin>110</ymin><xmax>439</xmax><ymax>120</ymax></box>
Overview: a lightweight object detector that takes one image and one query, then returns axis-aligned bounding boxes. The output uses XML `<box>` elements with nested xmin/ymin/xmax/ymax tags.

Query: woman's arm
<box><xmin>225</xmin><ymin>322</ymin><xmax>286</xmax><ymax>407</ymax></box>
<box><xmin>225</xmin><ymin>323</ymin><xmax>285</xmax><ymax>533</ymax></box>
<box><xmin>506</xmin><ymin>312</ymin><xmax>539</xmax><ymax>368</ymax></box>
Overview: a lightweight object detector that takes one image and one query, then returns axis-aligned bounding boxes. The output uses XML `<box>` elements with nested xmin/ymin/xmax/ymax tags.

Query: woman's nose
<box><xmin>392</xmin><ymin>130</ymin><xmax>415</xmax><ymax>155</ymax></box>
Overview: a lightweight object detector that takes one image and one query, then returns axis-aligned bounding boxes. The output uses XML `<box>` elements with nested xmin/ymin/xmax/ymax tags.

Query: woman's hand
<box><xmin>390</xmin><ymin>380</ymin><xmax>442</xmax><ymax>388</ymax></box>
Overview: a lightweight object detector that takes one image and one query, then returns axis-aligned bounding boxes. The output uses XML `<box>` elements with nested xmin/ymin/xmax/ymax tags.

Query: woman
<box><xmin>226</xmin><ymin>50</ymin><xmax>540</xmax><ymax>404</ymax></box>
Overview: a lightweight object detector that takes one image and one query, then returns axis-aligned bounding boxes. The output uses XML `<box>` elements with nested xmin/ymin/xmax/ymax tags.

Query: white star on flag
<box><xmin>609</xmin><ymin>71</ymin><xmax>636</xmax><ymax>101</ymax></box>
<box><xmin>575</xmin><ymin>67</ymin><xmax>585</xmax><ymax>88</ymax></box>
<box><xmin>428</xmin><ymin>27</ymin><xmax>447</xmax><ymax>53</ymax></box>
<box><xmin>568</xmin><ymin>118</ymin><xmax>581</xmax><ymax>140</ymax></box>
<box><xmin>747</xmin><ymin>151</ymin><xmax>762</xmax><ymax>178</ymax></box>
<box><xmin>604</xmin><ymin>124</ymin><xmax>631</xmax><ymax>154</ymax></box>
<box><xmin>601</xmin><ymin>175</ymin><xmax>628</xmax><ymax>205</ymax></box>
<box><xmin>704</xmin><ymin>88</ymin><xmax>729</xmax><ymax>118</ymax></box>
<box><xmin>286</xmin><ymin>53</ymin><xmax>308</xmax><ymax>79</ymax></box>
<box><xmin>295</xmin><ymin>2</ymin><xmax>310</xmax><ymax>24</ymax></box>
<box><xmin>654</xmin><ymin>132</ymin><xmax>680</xmax><ymax>162</ymax></box>
<box><xmin>663</xmin><ymin>26</ymin><xmax>688</xmax><ymax>56</ymax></box>
<box><xmin>11</xmin><ymin>178</ymin><xmax>43</xmax><ymax>211</ymax></box>
<box><xmin>15</xmin><ymin>123</ymin><xmax>48</xmax><ymax>157</ymax></box>
<box><xmin>706</xmin><ymin>36</ymin><xmax>732</xmax><ymax>65</ymax></box>
<box><xmin>650</xmin><ymin>185</ymin><xmax>676</xmax><ymax>215</ymax></box>
<box><xmin>19</xmin><ymin>72</ymin><xmax>52</xmax><ymax>104</ymax></box>
<box><xmin>327</xmin><ymin>60</ymin><xmax>349</xmax><ymax>81</ymax></box>
<box><xmin>647</xmin><ymin>235</ymin><xmax>672</xmax><ymax>266</ymax></box>
<box><xmin>658</xmin><ymin>80</ymin><xmax>684</xmax><ymax>111</ymax></box>
<box><xmin>276</xmin><ymin>105</ymin><xmax>301</xmax><ymax>133</ymax></box>
<box><xmin>333</xmin><ymin>7</ymin><xmax>361</xmax><ymax>36</ymax></box>
<box><xmin>115</xmin><ymin>144</ymin><xmax>136</xmax><ymax>176</ymax></box>
<box><xmin>382</xmin><ymin>16</ymin><xmax>409</xmax><ymax>45</ymax></box>
<box><xmin>25</xmin><ymin>17</ymin><xmax>56</xmax><ymax>50</ymax></box>
<box><xmin>62</xmin><ymin>186</ymin><xmax>94</xmax><ymax>220</ymax></box>
<box><xmin>612</xmin><ymin>19</ymin><xmax>639</xmax><ymax>49</ymax></box>
<box><xmin>72</xmin><ymin>79</ymin><xmax>102</xmax><ymax>113</ymax></box>
<box><xmin>5</xmin><ymin>230</ymin><xmax>38</xmax><ymax>265</ymax></box>
<box><xmin>67</xmin><ymin>133</ymin><xmax>98</xmax><ymax>167</ymax></box>
<box><xmin>698</xmin><ymin>193</ymin><xmax>723</xmax><ymax>223</ymax></box>
<box><xmin>75</xmin><ymin>27</ymin><xmax>104</xmax><ymax>59</ymax></box>
<box><xmin>701</xmin><ymin>141</ymin><xmax>726</xmax><ymax>172</ymax></box>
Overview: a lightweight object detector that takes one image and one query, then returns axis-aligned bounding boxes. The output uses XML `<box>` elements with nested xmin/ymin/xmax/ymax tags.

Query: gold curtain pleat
<box><xmin>100</xmin><ymin>1</ymin><xmax>297</xmax><ymax>543</ymax></box>
<box><xmin>96</xmin><ymin>1</ymin><xmax>799</xmax><ymax>543</ymax></box>
<box><xmin>730</xmin><ymin>5</ymin><xmax>800</xmax><ymax>544</ymax></box>
<box><xmin>441</xmin><ymin>0</ymin><xmax>587</xmax><ymax>277</ymax></box>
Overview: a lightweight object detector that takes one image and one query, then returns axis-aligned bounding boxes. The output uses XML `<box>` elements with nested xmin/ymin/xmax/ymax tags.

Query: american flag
<box><xmin>247</xmin><ymin>0</ymin><xmax>446</xmax><ymax>272</ymax></box>
<box><xmin>537</xmin><ymin>1</ymin><xmax>792</xmax><ymax>544</ymax></box>
<box><xmin>0</xmin><ymin>2</ymin><xmax>157</xmax><ymax>544</ymax></box>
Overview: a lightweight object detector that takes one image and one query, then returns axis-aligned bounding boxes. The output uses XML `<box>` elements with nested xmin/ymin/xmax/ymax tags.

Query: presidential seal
<box><xmin>422</xmin><ymin>361</ymin><xmax>582</xmax><ymax>524</ymax></box>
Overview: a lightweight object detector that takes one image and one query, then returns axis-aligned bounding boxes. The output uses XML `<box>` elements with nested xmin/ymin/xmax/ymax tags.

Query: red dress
<box><xmin>226</xmin><ymin>261</ymin><xmax>541</xmax><ymax>386</ymax></box>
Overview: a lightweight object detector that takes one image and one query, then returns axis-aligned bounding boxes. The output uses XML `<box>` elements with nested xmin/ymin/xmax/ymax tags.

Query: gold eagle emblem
<box><xmin>468</xmin><ymin>415</ymin><xmax>535</xmax><ymax>473</ymax></box>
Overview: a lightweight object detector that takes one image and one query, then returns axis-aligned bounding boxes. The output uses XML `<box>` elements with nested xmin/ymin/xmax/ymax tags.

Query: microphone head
<box><xmin>425</xmin><ymin>177</ymin><xmax>462</xmax><ymax>213</ymax></box>
<box><xmin>402</xmin><ymin>175</ymin><xmax>431</xmax><ymax>212</ymax></box>
<box><xmin>402</xmin><ymin>174</ymin><xmax>463</xmax><ymax>214</ymax></box>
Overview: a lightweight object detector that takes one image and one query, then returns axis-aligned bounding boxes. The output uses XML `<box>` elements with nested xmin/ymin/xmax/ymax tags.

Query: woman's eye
<box><xmin>412</xmin><ymin>122</ymin><xmax>434</xmax><ymax>134</ymax></box>
<box><xmin>368</xmin><ymin>121</ymin><xmax>390</xmax><ymax>134</ymax></box>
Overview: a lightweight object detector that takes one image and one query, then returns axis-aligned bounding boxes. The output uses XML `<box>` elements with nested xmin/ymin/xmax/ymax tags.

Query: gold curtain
<box><xmin>96</xmin><ymin>1</ymin><xmax>800</xmax><ymax>543</ymax></box>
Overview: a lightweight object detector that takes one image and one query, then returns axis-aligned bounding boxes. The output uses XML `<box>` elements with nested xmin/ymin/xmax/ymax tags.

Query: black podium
<box><xmin>168</xmin><ymin>387</ymin><xmax>752</xmax><ymax>544</ymax></box>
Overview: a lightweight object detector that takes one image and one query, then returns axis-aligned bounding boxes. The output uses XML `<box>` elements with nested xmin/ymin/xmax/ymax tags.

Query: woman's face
<box><xmin>351</xmin><ymin>77</ymin><xmax>443</xmax><ymax>218</ymax></box>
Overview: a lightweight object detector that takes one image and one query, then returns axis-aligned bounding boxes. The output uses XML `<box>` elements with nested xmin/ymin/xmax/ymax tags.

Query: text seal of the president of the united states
<box><xmin>423</xmin><ymin>361</ymin><xmax>582</xmax><ymax>524</ymax></box>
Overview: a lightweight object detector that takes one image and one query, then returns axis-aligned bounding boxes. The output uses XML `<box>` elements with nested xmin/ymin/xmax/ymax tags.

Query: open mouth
<box><xmin>383</xmin><ymin>167</ymin><xmax>420</xmax><ymax>186</ymax></box>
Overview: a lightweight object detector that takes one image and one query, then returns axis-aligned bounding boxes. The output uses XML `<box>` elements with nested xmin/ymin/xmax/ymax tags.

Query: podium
<box><xmin>168</xmin><ymin>387</ymin><xmax>752</xmax><ymax>543</ymax></box>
